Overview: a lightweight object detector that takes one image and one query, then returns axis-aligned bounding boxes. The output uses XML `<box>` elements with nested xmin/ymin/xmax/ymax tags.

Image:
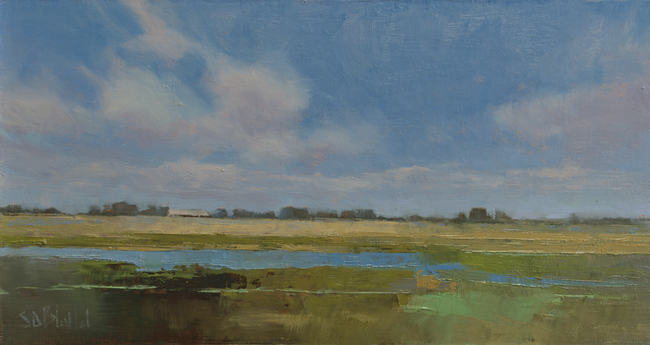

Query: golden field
<box><xmin>1</xmin><ymin>214</ymin><xmax>648</xmax><ymax>254</ymax></box>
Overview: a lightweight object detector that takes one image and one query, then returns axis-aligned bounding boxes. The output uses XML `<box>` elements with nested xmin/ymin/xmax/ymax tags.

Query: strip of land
<box><xmin>1</xmin><ymin>215</ymin><xmax>648</xmax><ymax>254</ymax></box>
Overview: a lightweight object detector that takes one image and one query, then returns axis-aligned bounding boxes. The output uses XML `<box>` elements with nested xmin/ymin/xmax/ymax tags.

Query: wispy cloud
<box><xmin>107</xmin><ymin>0</ymin><xmax>374</xmax><ymax>164</ymax></box>
<box><xmin>3</xmin><ymin>141</ymin><xmax>645</xmax><ymax>218</ymax></box>
<box><xmin>1</xmin><ymin>1</ymin><xmax>648</xmax><ymax>218</ymax></box>
<box><xmin>493</xmin><ymin>20</ymin><xmax>650</xmax><ymax>164</ymax></box>
<box><xmin>494</xmin><ymin>78</ymin><xmax>650</xmax><ymax>159</ymax></box>
<box><xmin>508</xmin><ymin>162</ymin><xmax>586</xmax><ymax>180</ymax></box>
<box><xmin>0</xmin><ymin>85</ymin><xmax>90</xmax><ymax>136</ymax></box>
<box><xmin>120</xmin><ymin>0</ymin><xmax>194</xmax><ymax>64</ymax></box>
<box><xmin>202</xmin><ymin>64</ymin><xmax>309</xmax><ymax>163</ymax></box>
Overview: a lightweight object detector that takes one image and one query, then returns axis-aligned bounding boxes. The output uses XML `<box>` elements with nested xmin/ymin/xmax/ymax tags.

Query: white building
<box><xmin>167</xmin><ymin>208</ymin><xmax>211</xmax><ymax>217</ymax></box>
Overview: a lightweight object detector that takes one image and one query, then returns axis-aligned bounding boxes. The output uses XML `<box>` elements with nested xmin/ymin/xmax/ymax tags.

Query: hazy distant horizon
<box><xmin>3</xmin><ymin>200</ymin><xmax>646</xmax><ymax>220</ymax></box>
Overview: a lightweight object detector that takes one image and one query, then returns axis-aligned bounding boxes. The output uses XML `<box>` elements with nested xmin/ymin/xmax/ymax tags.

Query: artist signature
<box><xmin>19</xmin><ymin>305</ymin><xmax>90</xmax><ymax>329</ymax></box>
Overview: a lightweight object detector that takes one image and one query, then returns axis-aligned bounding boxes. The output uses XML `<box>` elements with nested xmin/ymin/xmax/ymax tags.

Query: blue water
<box><xmin>0</xmin><ymin>247</ymin><xmax>633</xmax><ymax>288</ymax></box>
<box><xmin>486</xmin><ymin>274</ymin><xmax>634</xmax><ymax>288</ymax></box>
<box><xmin>0</xmin><ymin>247</ymin><xmax>425</xmax><ymax>271</ymax></box>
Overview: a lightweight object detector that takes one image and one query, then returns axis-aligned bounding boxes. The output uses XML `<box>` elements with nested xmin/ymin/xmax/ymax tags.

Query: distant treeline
<box><xmin>0</xmin><ymin>203</ymin><xmax>521</xmax><ymax>225</ymax></box>
<box><xmin>87</xmin><ymin>202</ymin><xmax>168</xmax><ymax>217</ymax></box>
<box><xmin>450</xmin><ymin>208</ymin><xmax>512</xmax><ymax>223</ymax></box>
<box><xmin>0</xmin><ymin>204</ymin><xmax>61</xmax><ymax>215</ymax></box>
<box><xmin>0</xmin><ymin>202</ymin><xmax>644</xmax><ymax>224</ymax></box>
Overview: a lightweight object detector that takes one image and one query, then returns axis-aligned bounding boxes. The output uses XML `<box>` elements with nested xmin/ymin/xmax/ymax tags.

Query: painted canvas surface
<box><xmin>1</xmin><ymin>1</ymin><xmax>649</xmax><ymax>344</ymax></box>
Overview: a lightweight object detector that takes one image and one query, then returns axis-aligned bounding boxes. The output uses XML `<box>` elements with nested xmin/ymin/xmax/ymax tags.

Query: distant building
<box><xmin>278</xmin><ymin>206</ymin><xmax>310</xmax><ymax>219</ymax></box>
<box><xmin>469</xmin><ymin>207</ymin><xmax>491</xmax><ymax>222</ymax></box>
<box><xmin>104</xmin><ymin>201</ymin><xmax>138</xmax><ymax>216</ymax></box>
<box><xmin>355</xmin><ymin>209</ymin><xmax>377</xmax><ymax>219</ymax></box>
<box><xmin>168</xmin><ymin>208</ymin><xmax>211</xmax><ymax>217</ymax></box>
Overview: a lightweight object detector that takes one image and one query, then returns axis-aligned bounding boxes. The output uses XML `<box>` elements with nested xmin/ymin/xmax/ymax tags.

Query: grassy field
<box><xmin>1</xmin><ymin>215</ymin><xmax>649</xmax><ymax>344</ymax></box>
<box><xmin>1</xmin><ymin>214</ymin><xmax>649</xmax><ymax>254</ymax></box>
<box><xmin>1</xmin><ymin>257</ymin><xmax>649</xmax><ymax>344</ymax></box>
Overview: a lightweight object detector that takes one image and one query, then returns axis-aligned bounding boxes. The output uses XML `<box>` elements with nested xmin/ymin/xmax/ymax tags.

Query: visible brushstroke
<box><xmin>1</xmin><ymin>256</ymin><xmax>648</xmax><ymax>344</ymax></box>
<box><xmin>1</xmin><ymin>0</ymin><xmax>649</xmax><ymax>344</ymax></box>
<box><xmin>2</xmin><ymin>216</ymin><xmax>648</xmax><ymax>255</ymax></box>
<box><xmin>1</xmin><ymin>247</ymin><xmax>642</xmax><ymax>288</ymax></box>
<box><xmin>0</xmin><ymin>247</ymin><xmax>426</xmax><ymax>271</ymax></box>
<box><xmin>404</xmin><ymin>290</ymin><xmax>560</xmax><ymax>322</ymax></box>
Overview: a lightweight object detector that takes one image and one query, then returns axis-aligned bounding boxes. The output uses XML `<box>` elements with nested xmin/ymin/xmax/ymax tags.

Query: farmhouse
<box><xmin>167</xmin><ymin>208</ymin><xmax>211</xmax><ymax>217</ymax></box>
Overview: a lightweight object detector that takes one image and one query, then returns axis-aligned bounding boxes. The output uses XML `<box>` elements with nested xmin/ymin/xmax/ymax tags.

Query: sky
<box><xmin>0</xmin><ymin>0</ymin><xmax>648</xmax><ymax>218</ymax></box>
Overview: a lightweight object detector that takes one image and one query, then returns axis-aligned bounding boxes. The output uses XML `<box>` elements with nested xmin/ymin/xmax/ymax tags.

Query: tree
<box><xmin>315</xmin><ymin>211</ymin><xmax>338</xmax><ymax>218</ymax></box>
<box><xmin>257</xmin><ymin>211</ymin><xmax>276</xmax><ymax>219</ymax></box>
<box><xmin>494</xmin><ymin>210</ymin><xmax>511</xmax><ymax>222</ymax></box>
<box><xmin>212</xmin><ymin>208</ymin><xmax>228</xmax><ymax>218</ymax></box>
<box><xmin>279</xmin><ymin>206</ymin><xmax>310</xmax><ymax>219</ymax></box>
<box><xmin>340</xmin><ymin>209</ymin><xmax>377</xmax><ymax>220</ymax></box>
<box><xmin>232</xmin><ymin>209</ymin><xmax>275</xmax><ymax>219</ymax></box>
<box><xmin>1</xmin><ymin>204</ymin><xmax>23</xmax><ymax>214</ymax></box>
<box><xmin>452</xmin><ymin>212</ymin><xmax>467</xmax><ymax>223</ymax></box>
<box><xmin>232</xmin><ymin>209</ymin><xmax>255</xmax><ymax>218</ymax></box>
<box><xmin>569</xmin><ymin>213</ymin><xmax>581</xmax><ymax>224</ymax></box>
<box><xmin>88</xmin><ymin>205</ymin><xmax>101</xmax><ymax>215</ymax></box>
<box><xmin>139</xmin><ymin>205</ymin><xmax>169</xmax><ymax>216</ymax></box>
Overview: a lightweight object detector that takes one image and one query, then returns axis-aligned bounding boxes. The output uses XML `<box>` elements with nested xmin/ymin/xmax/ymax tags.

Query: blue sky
<box><xmin>1</xmin><ymin>0</ymin><xmax>648</xmax><ymax>218</ymax></box>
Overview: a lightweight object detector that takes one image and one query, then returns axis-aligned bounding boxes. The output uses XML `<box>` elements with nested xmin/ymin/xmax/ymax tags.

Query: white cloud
<box><xmin>494</xmin><ymin>19</ymin><xmax>650</xmax><ymax>162</ymax></box>
<box><xmin>97</xmin><ymin>57</ymin><xmax>211</xmax><ymax>147</ymax></box>
<box><xmin>1</xmin><ymin>0</ymin><xmax>378</xmax><ymax>168</ymax></box>
<box><xmin>202</xmin><ymin>64</ymin><xmax>309</xmax><ymax>163</ymax></box>
<box><xmin>93</xmin><ymin>55</ymin><xmax>312</xmax><ymax>162</ymax></box>
<box><xmin>355</xmin><ymin>164</ymin><xmax>507</xmax><ymax>195</ymax></box>
<box><xmin>1</xmin><ymin>138</ymin><xmax>647</xmax><ymax>218</ymax></box>
<box><xmin>119</xmin><ymin>0</ymin><xmax>310</xmax><ymax>162</ymax></box>
<box><xmin>0</xmin><ymin>86</ymin><xmax>89</xmax><ymax>136</ymax></box>
<box><xmin>120</xmin><ymin>0</ymin><xmax>194</xmax><ymax>63</ymax></box>
<box><xmin>96</xmin><ymin>0</ymin><xmax>378</xmax><ymax>165</ymax></box>
<box><xmin>494</xmin><ymin>78</ymin><xmax>650</xmax><ymax>157</ymax></box>
<box><xmin>306</xmin><ymin>123</ymin><xmax>379</xmax><ymax>167</ymax></box>
<box><xmin>508</xmin><ymin>162</ymin><xmax>586</xmax><ymax>180</ymax></box>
